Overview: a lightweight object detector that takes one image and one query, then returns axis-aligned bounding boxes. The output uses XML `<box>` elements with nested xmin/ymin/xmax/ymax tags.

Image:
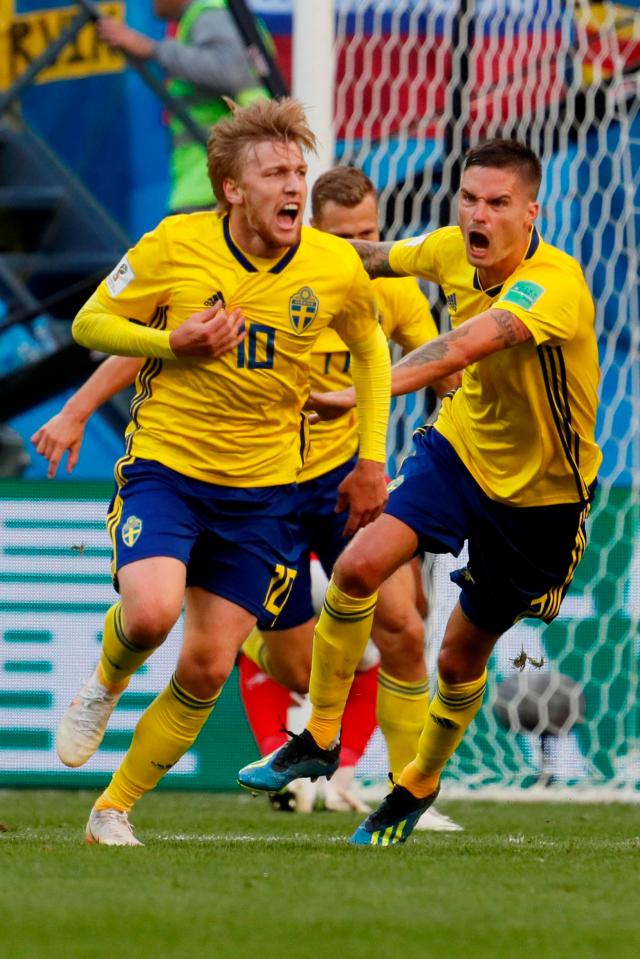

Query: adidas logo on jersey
<box><xmin>204</xmin><ymin>290</ymin><xmax>225</xmax><ymax>308</ymax></box>
<box><xmin>447</xmin><ymin>292</ymin><xmax>457</xmax><ymax>313</ymax></box>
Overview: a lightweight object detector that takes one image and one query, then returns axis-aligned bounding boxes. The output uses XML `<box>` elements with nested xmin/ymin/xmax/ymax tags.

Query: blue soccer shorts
<box><xmin>107</xmin><ymin>457</ymin><xmax>301</xmax><ymax>627</ymax></box>
<box><xmin>385</xmin><ymin>427</ymin><xmax>595</xmax><ymax>635</ymax></box>
<box><xmin>261</xmin><ymin>455</ymin><xmax>358</xmax><ymax>631</ymax></box>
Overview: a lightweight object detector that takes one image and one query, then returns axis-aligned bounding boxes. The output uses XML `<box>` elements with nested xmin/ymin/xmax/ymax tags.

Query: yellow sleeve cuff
<box><xmin>72</xmin><ymin>293</ymin><xmax>175</xmax><ymax>359</ymax></box>
<box><xmin>349</xmin><ymin>324</ymin><xmax>391</xmax><ymax>463</ymax></box>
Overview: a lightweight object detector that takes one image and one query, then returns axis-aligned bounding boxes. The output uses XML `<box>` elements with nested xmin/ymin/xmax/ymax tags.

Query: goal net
<box><xmin>332</xmin><ymin>0</ymin><xmax>640</xmax><ymax>797</ymax></box>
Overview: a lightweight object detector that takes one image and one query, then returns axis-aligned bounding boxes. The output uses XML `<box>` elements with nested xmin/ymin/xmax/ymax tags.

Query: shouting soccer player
<box><xmin>237</xmin><ymin>139</ymin><xmax>601</xmax><ymax>845</ymax></box>
<box><xmin>33</xmin><ymin>165</ymin><xmax>459</xmax><ymax>831</ymax></box>
<box><xmin>53</xmin><ymin>98</ymin><xmax>390</xmax><ymax>845</ymax></box>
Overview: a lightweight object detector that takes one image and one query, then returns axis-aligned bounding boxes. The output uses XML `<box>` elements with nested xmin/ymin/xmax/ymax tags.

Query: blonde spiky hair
<box><xmin>207</xmin><ymin>97</ymin><xmax>317</xmax><ymax>212</ymax></box>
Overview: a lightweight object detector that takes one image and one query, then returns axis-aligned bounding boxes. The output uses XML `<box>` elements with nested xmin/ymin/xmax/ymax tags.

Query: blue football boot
<box><xmin>350</xmin><ymin>782</ymin><xmax>440</xmax><ymax>846</ymax></box>
<box><xmin>238</xmin><ymin>729</ymin><xmax>340</xmax><ymax>793</ymax></box>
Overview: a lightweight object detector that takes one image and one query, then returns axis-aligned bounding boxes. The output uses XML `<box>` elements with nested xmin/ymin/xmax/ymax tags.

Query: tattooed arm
<box><xmin>392</xmin><ymin>308</ymin><xmax>531</xmax><ymax>393</ymax></box>
<box><xmin>306</xmin><ymin>309</ymin><xmax>532</xmax><ymax>420</ymax></box>
<box><xmin>350</xmin><ymin>240</ymin><xmax>401</xmax><ymax>278</ymax></box>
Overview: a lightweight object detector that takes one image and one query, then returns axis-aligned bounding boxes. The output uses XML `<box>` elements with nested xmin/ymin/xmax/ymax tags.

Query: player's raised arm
<box><xmin>350</xmin><ymin>240</ymin><xmax>403</xmax><ymax>278</ymax></box>
<box><xmin>391</xmin><ymin>306</ymin><xmax>531</xmax><ymax>394</ymax></box>
<box><xmin>381</xmin><ymin>275</ymin><xmax>462</xmax><ymax>397</ymax></box>
<box><xmin>308</xmin><ymin>307</ymin><xmax>531</xmax><ymax>421</ymax></box>
<box><xmin>31</xmin><ymin>356</ymin><xmax>141</xmax><ymax>478</ymax></box>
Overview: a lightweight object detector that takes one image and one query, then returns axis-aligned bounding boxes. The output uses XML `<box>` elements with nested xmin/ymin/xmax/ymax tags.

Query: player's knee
<box><xmin>180</xmin><ymin>658</ymin><xmax>230</xmax><ymax>699</ymax></box>
<box><xmin>389</xmin><ymin>615</ymin><xmax>425</xmax><ymax>663</ymax></box>
<box><xmin>333</xmin><ymin>549</ymin><xmax>380</xmax><ymax>597</ymax></box>
<box><xmin>399</xmin><ymin>611</ymin><xmax>425</xmax><ymax>654</ymax></box>
<box><xmin>437</xmin><ymin>647</ymin><xmax>461</xmax><ymax>684</ymax></box>
<box><xmin>122</xmin><ymin>602</ymin><xmax>178</xmax><ymax>648</ymax></box>
<box><xmin>437</xmin><ymin>646</ymin><xmax>481</xmax><ymax>685</ymax></box>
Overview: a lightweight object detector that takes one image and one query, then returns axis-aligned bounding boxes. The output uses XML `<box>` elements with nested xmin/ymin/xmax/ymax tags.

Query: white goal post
<box><xmin>292</xmin><ymin>0</ymin><xmax>336</xmax><ymax>204</ymax></box>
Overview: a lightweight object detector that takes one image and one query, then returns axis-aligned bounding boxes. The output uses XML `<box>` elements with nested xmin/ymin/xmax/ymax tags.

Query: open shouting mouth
<box><xmin>276</xmin><ymin>203</ymin><xmax>300</xmax><ymax>229</ymax></box>
<box><xmin>468</xmin><ymin>230</ymin><xmax>490</xmax><ymax>256</ymax></box>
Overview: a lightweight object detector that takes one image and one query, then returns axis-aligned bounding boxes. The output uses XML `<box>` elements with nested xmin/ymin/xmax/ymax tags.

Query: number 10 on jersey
<box><xmin>237</xmin><ymin>324</ymin><xmax>276</xmax><ymax>370</ymax></box>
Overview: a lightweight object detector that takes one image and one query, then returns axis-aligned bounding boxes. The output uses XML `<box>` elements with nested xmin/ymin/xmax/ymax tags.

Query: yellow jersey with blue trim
<box><xmin>94</xmin><ymin>212</ymin><xmax>379</xmax><ymax>486</ymax></box>
<box><xmin>390</xmin><ymin>226</ymin><xmax>601</xmax><ymax>506</ymax></box>
<box><xmin>302</xmin><ymin>276</ymin><xmax>438</xmax><ymax>481</ymax></box>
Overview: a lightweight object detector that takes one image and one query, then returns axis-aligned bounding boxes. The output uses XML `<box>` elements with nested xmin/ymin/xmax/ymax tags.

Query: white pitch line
<box><xmin>146</xmin><ymin>833</ymin><xmax>640</xmax><ymax>851</ymax></box>
<box><xmin>152</xmin><ymin>833</ymin><xmax>350</xmax><ymax>844</ymax></box>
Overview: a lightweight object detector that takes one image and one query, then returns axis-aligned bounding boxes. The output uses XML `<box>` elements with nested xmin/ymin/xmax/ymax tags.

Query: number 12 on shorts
<box><xmin>264</xmin><ymin>564</ymin><xmax>297</xmax><ymax>617</ymax></box>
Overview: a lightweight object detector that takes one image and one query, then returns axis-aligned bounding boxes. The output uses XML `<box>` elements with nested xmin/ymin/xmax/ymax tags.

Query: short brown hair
<box><xmin>311</xmin><ymin>166</ymin><xmax>376</xmax><ymax>219</ymax></box>
<box><xmin>207</xmin><ymin>97</ymin><xmax>317</xmax><ymax>212</ymax></box>
<box><xmin>463</xmin><ymin>139</ymin><xmax>542</xmax><ymax>198</ymax></box>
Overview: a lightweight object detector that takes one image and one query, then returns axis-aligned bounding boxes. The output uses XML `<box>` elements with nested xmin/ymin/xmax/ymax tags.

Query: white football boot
<box><xmin>85</xmin><ymin>808</ymin><xmax>142</xmax><ymax>846</ymax></box>
<box><xmin>56</xmin><ymin>669</ymin><xmax>124</xmax><ymax>767</ymax></box>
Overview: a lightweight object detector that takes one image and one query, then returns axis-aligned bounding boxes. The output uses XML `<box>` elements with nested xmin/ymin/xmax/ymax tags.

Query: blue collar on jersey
<box><xmin>223</xmin><ymin>215</ymin><xmax>300</xmax><ymax>274</ymax></box>
<box><xmin>472</xmin><ymin>226</ymin><xmax>540</xmax><ymax>297</ymax></box>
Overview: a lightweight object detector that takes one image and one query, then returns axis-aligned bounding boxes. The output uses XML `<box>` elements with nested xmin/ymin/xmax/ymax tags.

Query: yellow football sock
<box><xmin>398</xmin><ymin>670</ymin><xmax>487</xmax><ymax>797</ymax></box>
<box><xmin>376</xmin><ymin>669</ymin><xmax>430</xmax><ymax>781</ymax></box>
<box><xmin>94</xmin><ymin>674</ymin><xmax>219</xmax><ymax>812</ymax></box>
<box><xmin>241</xmin><ymin>626</ymin><xmax>271</xmax><ymax>675</ymax></box>
<box><xmin>98</xmin><ymin>602</ymin><xmax>154</xmax><ymax>692</ymax></box>
<box><xmin>307</xmin><ymin>578</ymin><xmax>378</xmax><ymax>750</ymax></box>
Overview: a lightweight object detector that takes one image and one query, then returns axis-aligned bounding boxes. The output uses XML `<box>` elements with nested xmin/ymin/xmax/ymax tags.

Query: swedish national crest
<box><xmin>289</xmin><ymin>287</ymin><xmax>319</xmax><ymax>334</ymax></box>
<box><xmin>122</xmin><ymin>515</ymin><xmax>143</xmax><ymax>547</ymax></box>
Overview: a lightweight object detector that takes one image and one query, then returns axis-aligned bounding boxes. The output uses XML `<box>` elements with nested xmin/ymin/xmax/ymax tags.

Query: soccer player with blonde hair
<box><xmin>35</xmin><ymin>163</ymin><xmax>458</xmax><ymax>830</ymax></box>
<box><xmin>53</xmin><ymin>97</ymin><xmax>391</xmax><ymax>845</ymax></box>
<box><xmin>238</xmin><ymin>139</ymin><xmax>601</xmax><ymax>845</ymax></box>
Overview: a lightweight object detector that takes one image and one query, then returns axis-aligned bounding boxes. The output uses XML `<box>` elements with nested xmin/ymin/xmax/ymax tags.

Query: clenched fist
<box><xmin>169</xmin><ymin>301</ymin><xmax>246</xmax><ymax>359</ymax></box>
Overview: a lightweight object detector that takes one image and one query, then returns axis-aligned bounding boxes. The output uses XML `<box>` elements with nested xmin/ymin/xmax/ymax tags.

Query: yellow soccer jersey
<box><xmin>302</xmin><ymin>276</ymin><xmax>438</xmax><ymax>481</ymax></box>
<box><xmin>390</xmin><ymin>226</ymin><xmax>601</xmax><ymax>506</ymax></box>
<box><xmin>92</xmin><ymin>213</ymin><xmax>380</xmax><ymax>486</ymax></box>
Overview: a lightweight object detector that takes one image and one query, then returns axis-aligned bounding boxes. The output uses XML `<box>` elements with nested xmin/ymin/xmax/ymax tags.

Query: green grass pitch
<box><xmin>1</xmin><ymin>790</ymin><xmax>639</xmax><ymax>959</ymax></box>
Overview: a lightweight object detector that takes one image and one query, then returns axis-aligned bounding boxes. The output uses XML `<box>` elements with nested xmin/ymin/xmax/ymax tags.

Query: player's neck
<box><xmin>227</xmin><ymin>215</ymin><xmax>289</xmax><ymax>262</ymax></box>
